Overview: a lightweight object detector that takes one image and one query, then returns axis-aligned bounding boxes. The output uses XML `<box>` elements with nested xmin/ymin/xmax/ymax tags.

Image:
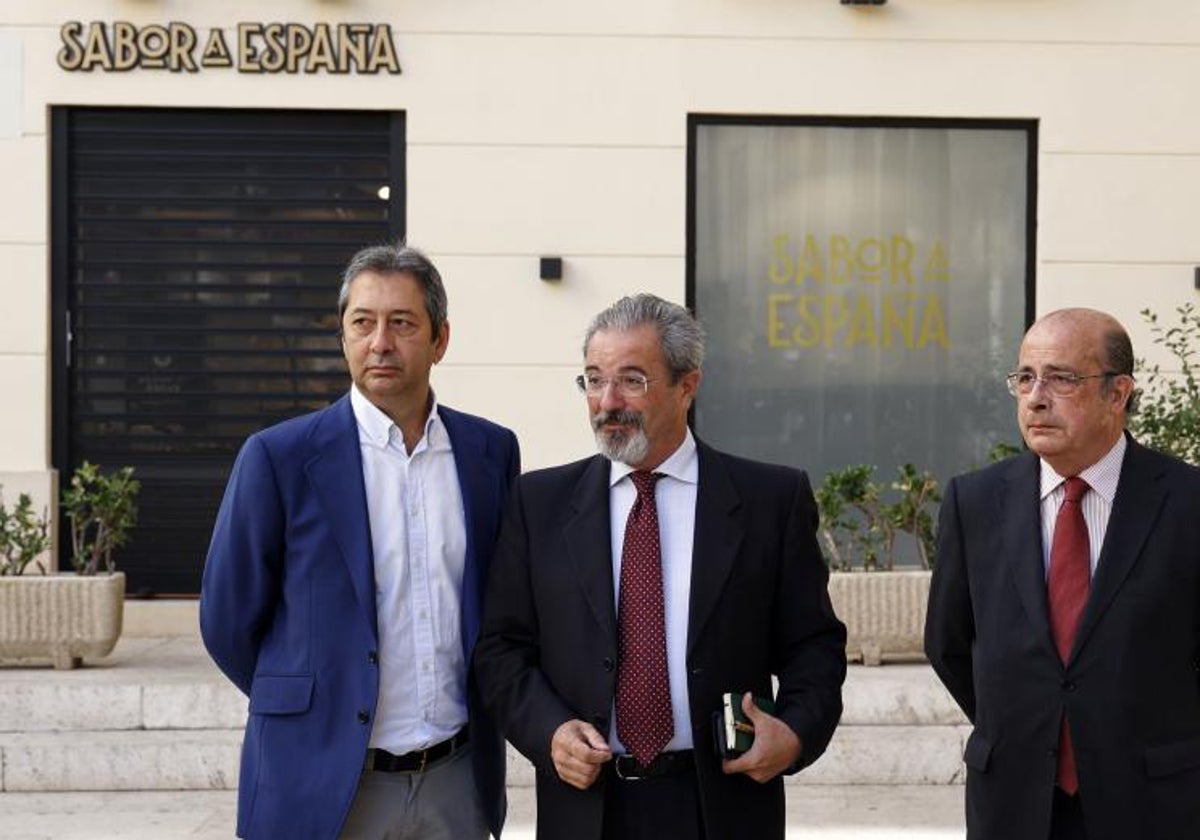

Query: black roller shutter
<box><xmin>52</xmin><ymin>107</ymin><xmax>403</xmax><ymax>595</ymax></box>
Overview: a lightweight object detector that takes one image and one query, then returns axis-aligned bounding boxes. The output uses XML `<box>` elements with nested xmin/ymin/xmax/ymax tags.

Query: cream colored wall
<box><xmin>0</xmin><ymin>0</ymin><xmax>1197</xmax><ymax>474</ymax></box>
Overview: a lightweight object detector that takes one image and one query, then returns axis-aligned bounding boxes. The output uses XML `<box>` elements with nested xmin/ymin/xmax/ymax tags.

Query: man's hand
<box><xmin>722</xmin><ymin>693</ymin><xmax>803</xmax><ymax>783</ymax></box>
<box><xmin>550</xmin><ymin>719</ymin><xmax>613</xmax><ymax>790</ymax></box>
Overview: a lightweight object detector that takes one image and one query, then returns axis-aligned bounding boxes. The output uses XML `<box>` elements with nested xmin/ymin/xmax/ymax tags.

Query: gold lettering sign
<box><xmin>57</xmin><ymin>21</ymin><xmax>402</xmax><ymax>74</ymax></box>
<box><xmin>764</xmin><ymin>233</ymin><xmax>952</xmax><ymax>352</ymax></box>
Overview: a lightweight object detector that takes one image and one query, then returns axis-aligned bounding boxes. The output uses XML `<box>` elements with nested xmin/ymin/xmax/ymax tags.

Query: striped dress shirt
<box><xmin>1038</xmin><ymin>434</ymin><xmax>1127</xmax><ymax>579</ymax></box>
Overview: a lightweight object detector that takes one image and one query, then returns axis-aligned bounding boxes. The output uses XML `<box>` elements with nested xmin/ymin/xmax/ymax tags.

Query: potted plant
<box><xmin>0</xmin><ymin>492</ymin><xmax>51</xmax><ymax>576</ymax></box>
<box><xmin>818</xmin><ymin>464</ymin><xmax>940</xmax><ymax>665</ymax></box>
<box><xmin>0</xmin><ymin>462</ymin><xmax>139</xmax><ymax>669</ymax></box>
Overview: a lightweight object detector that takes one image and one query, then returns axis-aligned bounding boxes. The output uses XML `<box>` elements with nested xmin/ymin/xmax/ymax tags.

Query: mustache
<box><xmin>591</xmin><ymin>409</ymin><xmax>644</xmax><ymax>432</ymax></box>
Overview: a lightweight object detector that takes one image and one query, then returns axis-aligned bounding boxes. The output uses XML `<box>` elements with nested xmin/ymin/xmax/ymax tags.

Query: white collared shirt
<box><xmin>350</xmin><ymin>385</ymin><xmax>468</xmax><ymax>753</ymax></box>
<box><xmin>1039</xmin><ymin>434</ymin><xmax>1127</xmax><ymax>579</ymax></box>
<box><xmin>607</xmin><ymin>429</ymin><xmax>698</xmax><ymax>754</ymax></box>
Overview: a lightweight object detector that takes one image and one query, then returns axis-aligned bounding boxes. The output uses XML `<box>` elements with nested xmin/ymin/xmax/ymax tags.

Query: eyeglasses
<box><xmin>575</xmin><ymin>373</ymin><xmax>654</xmax><ymax>398</ymax></box>
<box><xmin>1005</xmin><ymin>370</ymin><xmax>1118</xmax><ymax>397</ymax></box>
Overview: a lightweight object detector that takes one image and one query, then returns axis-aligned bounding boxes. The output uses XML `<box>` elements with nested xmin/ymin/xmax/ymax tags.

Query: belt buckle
<box><xmin>614</xmin><ymin>755</ymin><xmax>645</xmax><ymax>781</ymax></box>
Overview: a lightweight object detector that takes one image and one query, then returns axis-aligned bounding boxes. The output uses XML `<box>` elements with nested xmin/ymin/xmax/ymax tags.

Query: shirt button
<box><xmin>357</xmin><ymin>709</ymin><xmax>370</xmax><ymax>724</ymax></box>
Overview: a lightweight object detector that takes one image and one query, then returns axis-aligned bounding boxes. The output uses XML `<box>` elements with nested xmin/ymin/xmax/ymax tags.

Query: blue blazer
<box><xmin>200</xmin><ymin>395</ymin><xmax>520</xmax><ymax>840</ymax></box>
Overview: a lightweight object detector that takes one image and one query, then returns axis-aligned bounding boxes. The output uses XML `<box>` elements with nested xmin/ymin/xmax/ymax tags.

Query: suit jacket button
<box><xmin>368</xmin><ymin>651</ymin><xmax>379</xmax><ymax>665</ymax></box>
<box><xmin>357</xmin><ymin>709</ymin><xmax>370</xmax><ymax>724</ymax></box>
<box><xmin>603</xmin><ymin>658</ymin><xmax>615</xmax><ymax>672</ymax></box>
<box><xmin>1062</xmin><ymin>680</ymin><xmax>1076</xmax><ymax>692</ymax></box>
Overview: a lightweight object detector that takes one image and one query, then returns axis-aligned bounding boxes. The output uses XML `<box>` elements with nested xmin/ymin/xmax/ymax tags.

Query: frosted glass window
<box><xmin>692</xmin><ymin>120</ymin><xmax>1032</xmax><ymax>485</ymax></box>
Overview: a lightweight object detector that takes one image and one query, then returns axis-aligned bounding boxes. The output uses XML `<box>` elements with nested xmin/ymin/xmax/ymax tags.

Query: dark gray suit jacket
<box><xmin>474</xmin><ymin>440</ymin><xmax>846</xmax><ymax>840</ymax></box>
<box><xmin>925</xmin><ymin>436</ymin><xmax>1200</xmax><ymax>840</ymax></box>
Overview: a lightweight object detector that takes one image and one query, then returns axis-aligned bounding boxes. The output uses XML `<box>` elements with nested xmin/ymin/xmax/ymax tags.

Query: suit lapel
<box><xmin>440</xmin><ymin>406</ymin><xmax>492</xmax><ymax>657</ymax></box>
<box><xmin>687</xmin><ymin>442</ymin><xmax>743</xmax><ymax>656</ymax></box>
<box><xmin>1001</xmin><ymin>453</ymin><xmax>1058</xmax><ymax>661</ymax></box>
<box><xmin>565</xmin><ymin>456</ymin><xmax>618</xmax><ymax>643</ymax></box>
<box><xmin>1071</xmin><ymin>439</ymin><xmax>1167</xmax><ymax>660</ymax></box>
<box><xmin>304</xmin><ymin>396</ymin><xmax>378</xmax><ymax>640</ymax></box>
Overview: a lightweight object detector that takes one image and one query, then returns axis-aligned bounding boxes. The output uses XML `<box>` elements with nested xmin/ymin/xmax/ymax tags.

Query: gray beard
<box><xmin>591</xmin><ymin>410</ymin><xmax>650</xmax><ymax>465</ymax></box>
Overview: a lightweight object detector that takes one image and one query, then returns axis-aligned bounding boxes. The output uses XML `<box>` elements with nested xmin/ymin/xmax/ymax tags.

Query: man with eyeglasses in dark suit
<box><xmin>926</xmin><ymin>307</ymin><xmax>1200</xmax><ymax>840</ymax></box>
<box><xmin>474</xmin><ymin>293</ymin><xmax>846</xmax><ymax>840</ymax></box>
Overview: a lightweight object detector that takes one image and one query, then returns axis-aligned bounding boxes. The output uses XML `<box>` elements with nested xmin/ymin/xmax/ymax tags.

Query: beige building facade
<box><xmin>0</xmin><ymin>1</ymin><xmax>1197</xmax><ymax>588</ymax></box>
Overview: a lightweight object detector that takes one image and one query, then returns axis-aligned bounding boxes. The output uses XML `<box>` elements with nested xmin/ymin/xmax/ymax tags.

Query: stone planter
<box><xmin>0</xmin><ymin>572</ymin><xmax>125</xmax><ymax>669</ymax></box>
<box><xmin>828</xmin><ymin>569</ymin><xmax>931</xmax><ymax>666</ymax></box>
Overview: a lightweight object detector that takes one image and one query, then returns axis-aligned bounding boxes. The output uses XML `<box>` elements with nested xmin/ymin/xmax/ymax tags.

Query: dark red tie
<box><xmin>616</xmin><ymin>470</ymin><xmax>673</xmax><ymax>766</ymax></box>
<box><xmin>1047</xmin><ymin>475</ymin><xmax>1090</xmax><ymax>794</ymax></box>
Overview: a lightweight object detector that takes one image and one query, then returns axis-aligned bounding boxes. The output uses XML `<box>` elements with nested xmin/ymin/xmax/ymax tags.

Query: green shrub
<box><xmin>0</xmin><ymin>492</ymin><xmax>50</xmax><ymax>576</ymax></box>
<box><xmin>62</xmin><ymin>462</ymin><xmax>140</xmax><ymax>575</ymax></box>
<box><xmin>1129</xmin><ymin>304</ymin><xmax>1200</xmax><ymax>466</ymax></box>
<box><xmin>817</xmin><ymin>464</ymin><xmax>941</xmax><ymax>571</ymax></box>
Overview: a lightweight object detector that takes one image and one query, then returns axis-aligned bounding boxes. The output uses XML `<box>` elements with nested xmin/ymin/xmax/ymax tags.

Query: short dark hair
<box><xmin>337</xmin><ymin>244</ymin><xmax>447</xmax><ymax>339</ymax></box>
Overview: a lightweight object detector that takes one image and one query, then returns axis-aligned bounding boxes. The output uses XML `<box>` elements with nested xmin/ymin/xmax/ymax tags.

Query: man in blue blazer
<box><xmin>201</xmin><ymin>244</ymin><xmax>520</xmax><ymax>840</ymax></box>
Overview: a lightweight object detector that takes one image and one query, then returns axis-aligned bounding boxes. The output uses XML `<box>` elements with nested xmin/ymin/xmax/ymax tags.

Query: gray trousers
<box><xmin>339</xmin><ymin>744</ymin><xmax>488</xmax><ymax>840</ymax></box>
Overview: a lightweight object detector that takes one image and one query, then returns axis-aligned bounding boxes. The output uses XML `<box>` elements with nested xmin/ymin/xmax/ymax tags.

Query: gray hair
<box><xmin>583</xmin><ymin>294</ymin><xmax>705</xmax><ymax>382</ymax></box>
<box><xmin>337</xmin><ymin>244</ymin><xmax>448</xmax><ymax>339</ymax></box>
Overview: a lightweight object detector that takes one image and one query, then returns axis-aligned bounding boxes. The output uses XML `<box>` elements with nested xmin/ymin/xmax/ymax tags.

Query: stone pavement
<box><xmin>0</xmin><ymin>628</ymin><xmax>969</xmax><ymax>837</ymax></box>
<box><xmin>0</xmin><ymin>786</ymin><xmax>965</xmax><ymax>839</ymax></box>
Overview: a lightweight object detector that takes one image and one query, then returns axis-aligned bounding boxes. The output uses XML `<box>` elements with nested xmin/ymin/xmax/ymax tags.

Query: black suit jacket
<box><xmin>474</xmin><ymin>440</ymin><xmax>846</xmax><ymax>840</ymax></box>
<box><xmin>925</xmin><ymin>437</ymin><xmax>1200</xmax><ymax>840</ymax></box>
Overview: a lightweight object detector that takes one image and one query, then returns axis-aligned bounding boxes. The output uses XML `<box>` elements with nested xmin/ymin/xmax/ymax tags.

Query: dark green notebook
<box><xmin>713</xmin><ymin>692</ymin><xmax>775</xmax><ymax>758</ymax></box>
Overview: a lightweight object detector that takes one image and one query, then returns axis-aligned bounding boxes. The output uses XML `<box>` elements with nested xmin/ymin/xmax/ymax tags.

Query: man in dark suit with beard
<box><xmin>475</xmin><ymin>293</ymin><xmax>846</xmax><ymax>840</ymax></box>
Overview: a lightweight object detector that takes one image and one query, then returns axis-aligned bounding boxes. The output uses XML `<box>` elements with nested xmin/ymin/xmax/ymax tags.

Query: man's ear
<box><xmin>433</xmin><ymin>321</ymin><xmax>450</xmax><ymax>364</ymax></box>
<box><xmin>680</xmin><ymin>368</ymin><xmax>702</xmax><ymax>404</ymax></box>
<box><xmin>1111</xmin><ymin>373</ymin><xmax>1135</xmax><ymax>411</ymax></box>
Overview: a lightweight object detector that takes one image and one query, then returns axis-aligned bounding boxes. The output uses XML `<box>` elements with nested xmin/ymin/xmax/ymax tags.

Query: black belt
<box><xmin>364</xmin><ymin>727</ymin><xmax>469</xmax><ymax>773</ymax></box>
<box><xmin>612</xmin><ymin>750</ymin><xmax>695</xmax><ymax>781</ymax></box>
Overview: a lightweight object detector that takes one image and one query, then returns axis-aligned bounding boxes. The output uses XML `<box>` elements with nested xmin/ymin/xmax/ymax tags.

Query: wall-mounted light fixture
<box><xmin>540</xmin><ymin>256</ymin><xmax>563</xmax><ymax>282</ymax></box>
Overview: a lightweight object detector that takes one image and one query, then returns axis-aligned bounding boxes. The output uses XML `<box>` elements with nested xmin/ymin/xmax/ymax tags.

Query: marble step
<box><xmin>0</xmin><ymin>723</ymin><xmax>968</xmax><ymax>792</ymax></box>
<box><xmin>1</xmin><ymin>650</ymin><xmax>966</xmax><ymax>733</ymax></box>
<box><xmin>0</xmin><ymin>637</ymin><xmax>970</xmax><ymax>791</ymax></box>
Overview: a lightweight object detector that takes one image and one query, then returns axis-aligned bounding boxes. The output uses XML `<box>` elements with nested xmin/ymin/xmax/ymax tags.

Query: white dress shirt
<box><xmin>1039</xmin><ymin>434</ymin><xmax>1127</xmax><ymax>579</ymax></box>
<box><xmin>607</xmin><ymin>429</ymin><xmax>698</xmax><ymax>754</ymax></box>
<box><xmin>350</xmin><ymin>385</ymin><xmax>468</xmax><ymax>754</ymax></box>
